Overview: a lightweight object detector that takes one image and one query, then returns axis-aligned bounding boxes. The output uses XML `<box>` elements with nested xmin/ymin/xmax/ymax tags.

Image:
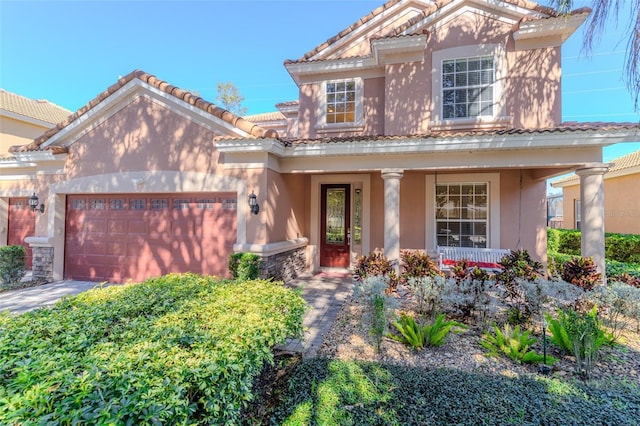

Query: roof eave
<box><xmin>285</xmin><ymin>34</ymin><xmax>427</xmax><ymax>85</ymax></box>
<box><xmin>514</xmin><ymin>10</ymin><xmax>589</xmax><ymax>49</ymax></box>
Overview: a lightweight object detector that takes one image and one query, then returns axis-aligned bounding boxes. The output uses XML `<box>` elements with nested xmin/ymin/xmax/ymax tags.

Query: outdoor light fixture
<box><xmin>248</xmin><ymin>190</ymin><xmax>260</xmax><ymax>215</ymax></box>
<box><xmin>29</xmin><ymin>193</ymin><xmax>45</xmax><ymax>214</ymax></box>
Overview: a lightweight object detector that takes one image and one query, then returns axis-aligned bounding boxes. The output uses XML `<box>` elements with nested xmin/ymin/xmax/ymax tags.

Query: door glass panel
<box><xmin>325</xmin><ymin>188</ymin><xmax>346</xmax><ymax>244</ymax></box>
<box><xmin>354</xmin><ymin>188</ymin><xmax>362</xmax><ymax>245</ymax></box>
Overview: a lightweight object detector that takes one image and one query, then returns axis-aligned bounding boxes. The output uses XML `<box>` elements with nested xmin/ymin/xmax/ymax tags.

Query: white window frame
<box><xmin>425</xmin><ymin>173</ymin><xmax>500</xmax><ymax>250</ymax></box>
<box><xmin>316</xmin><ymin>77</ymin><xmax>364</xmax><ymax>133</ymax></box>
<box><xmin>431</xmin><ymin>44</ymin><xmax>508</xmax><ymax>129</ymax></box>
<box><xmin>574</xmin><ymin>199</ymin><xmax>581</xmax><ymax>230</ymax></box>
<box><xmin>441</xmin><ymin>56</ymin><xmax>495</xmax><ymax>120</ymax></box>
<box><xmin>435</xmin><ymin>182</ymin><xmax>489</xmax><ymax>248</ymax></box>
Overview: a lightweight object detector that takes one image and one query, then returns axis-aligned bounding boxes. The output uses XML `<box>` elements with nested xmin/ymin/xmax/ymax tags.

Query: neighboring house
<box><xmin>0</xmin><ymin>90</ymin><xmax>71</xmax><ymax>267</ymax></box>
<box><xmin>551</xmin><ymin>150</ymin><xmax>640</xmax><ymax>235</ymax></box>
<box><xmin>0</xmin><ymin>89</ymin><xmax>71</xmax><ymax>154</ymax></box>
<box><xmin>1</xmin><ymin>0</ymin><xmax>639</xmax><ymax>284</ymax></box>
<box><xmin>546</xmin><ymin>193</ymin><xmax>563</xmax><ymax>228</ymax></box>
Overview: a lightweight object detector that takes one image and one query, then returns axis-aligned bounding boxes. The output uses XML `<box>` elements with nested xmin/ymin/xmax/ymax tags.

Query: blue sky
<box><xmin>1</xmin><ymin>0</ymin><xmax>638</xmax><ymax>165</ymax></box>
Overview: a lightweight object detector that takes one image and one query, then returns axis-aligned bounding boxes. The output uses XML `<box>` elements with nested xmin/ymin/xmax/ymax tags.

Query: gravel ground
<box><xmin>317</xmin><ymin>289</ymin><xmax>640</xmax><ymax>382</ymax></box>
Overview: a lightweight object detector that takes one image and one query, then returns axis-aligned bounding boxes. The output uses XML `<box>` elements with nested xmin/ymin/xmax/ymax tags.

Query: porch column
<box><xmin>381</xmin><ymin>169</ymin><xmax>404</xmax><ymax>272</ymax></box>
<box><xmin>576</xmin><ymin>164</ymin><xmax>609</xmax><ymax>280</ymax></box>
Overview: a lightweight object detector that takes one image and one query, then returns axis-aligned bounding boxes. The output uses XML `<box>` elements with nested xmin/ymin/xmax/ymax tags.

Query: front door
<box><xmin>320</xmin><ymin>184</ymin><xmax>351</xmax><ymax>268</ymax></box>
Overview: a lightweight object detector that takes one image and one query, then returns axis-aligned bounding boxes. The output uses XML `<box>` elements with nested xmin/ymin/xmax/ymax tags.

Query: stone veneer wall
<box><xmin>32</xmin><ymin>246</ymin><xmax>54</xmax><ymax>283</ymax></box>
<box><xmin>260</xmin><ymin>246</ymin><xmax>306</xmax><ymax>283</ymax></box>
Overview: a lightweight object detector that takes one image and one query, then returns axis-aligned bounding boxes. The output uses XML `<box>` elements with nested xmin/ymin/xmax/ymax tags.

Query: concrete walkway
<box><xmin>279</xmin><ymin>270</ymin><xmax>353</xmax><ymax>358</ymax></box>
<box><xmin>0</xmin><ymin>272</ymin><xmax>354</xmax><ymax>358</ymax></box>
<box><xmin>0</xmin><ymin>279</ymin><xmax>110</xmax><ymax>314</ymax></box>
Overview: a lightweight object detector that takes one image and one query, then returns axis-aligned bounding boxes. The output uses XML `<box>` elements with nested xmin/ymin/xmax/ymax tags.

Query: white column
<box><xmin>381</xmin><ymin>169</ymin><xmax>403</xmax><ymax>272</ymax></box>
<box><xmin>576</xmin><ymin>164</ymin><xmax>609</xmax><ymax>279</ymax></box>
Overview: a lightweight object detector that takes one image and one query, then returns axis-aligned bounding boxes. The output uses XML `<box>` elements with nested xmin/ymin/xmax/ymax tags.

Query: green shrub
<box><xmin>607</xmin><ymin>259</ymin><xmax>640</xmax><ymax>279</ymax></box>
<box><xmin>558</xmin><ymin>229</ymin><xmax>582</xmax><ymax>255</ymax></box>
<box><xmin>0</xmin><ymin>273</ymin><xmax>306</xmax><ymax>425</ymax></box>
<box><xmin>388</xmin><ymin>313</ymin><xmax>466</xmax><ymax>350</ymax></box>
<box><xmin>228</xmin><ymin>252</ymin><xmax>262</xmax><ymax>280</ymax></box>
<box><xmin>546</xmin><ymin>228</ymin><xmax>561</xmax><ymax>254</ymax></box>
<box><xmin>605</xmin><ymin>233</ymin><xmax>640</xmax><ymax>264</ymax></box>
<box><xmin>546</xmin><ymin>307</ymin><xmax>607</xmax><ymax>378</ymax></box>
<box><xmin>0</xmin><ymin>245</ymin><xmax>27</xmax><ymax>289</ymax></box>
<box><xmin>548</xmin><ymin>228</ymin><xmax>640</xmax><ymax>265</ymax></box>
<box><xmin>547</xmin><ymin>252</ymin><xmax>576</xmax><ymax>279</ymax></box>
<box><xmin>480</xmin><ymin>323</ymin><xmax>557</xmax><ymax>365</ymax></box>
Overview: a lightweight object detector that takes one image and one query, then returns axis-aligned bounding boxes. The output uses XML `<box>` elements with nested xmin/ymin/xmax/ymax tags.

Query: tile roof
<box><xmin>11</xmin><ymin>70</ymin><xmax>277</xmax><ymax>153</ymax></box>
<box><xmin>243</xmin><ymin>111</ymin><xmax>285</xmax><ymax>122</ymax></box>
<box><xmin>290</xmin><ymin>0</ymin><xmax>559</xmax><ymax>63</ymax></box>
<box><xmin>277</xmin><ymin>122</ymin><xmax>640</xmax><ymax>146</ymax></box>
<box><xmin>0</xmin><ymin>89</ymin><xmax>72</xmax><ymax>125</ymax></box>
<box><xmin>553</xmin><ymin>149</ymin><xmax>640</xmax><ymax>185</ymax></box>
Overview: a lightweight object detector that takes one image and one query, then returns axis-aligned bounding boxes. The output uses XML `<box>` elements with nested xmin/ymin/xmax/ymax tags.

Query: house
<box><xmin>551</xmin><ymin>149</ymin><xmax>640</xmax><ymax>235</ymax></box>
<box><xmin>1</xmin><ymin>0</ymin><xmax>639</xmax><ymax>284</ymax></box>
<box><xmin>1</xmin><ymin>90</ymin><xmax>71</xmax><ymax>268</ymax></box>
<box><xmin>546</xmin><ymin>192</ymin><xmax>563</xmax><ymax>229</ymax></box>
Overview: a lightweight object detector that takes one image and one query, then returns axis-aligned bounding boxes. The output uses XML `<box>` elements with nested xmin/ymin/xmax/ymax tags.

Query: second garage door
<box><xmin>65</xmin><ymin>193</ymin><xmax>237</xmax><ymax>283</ymax></box>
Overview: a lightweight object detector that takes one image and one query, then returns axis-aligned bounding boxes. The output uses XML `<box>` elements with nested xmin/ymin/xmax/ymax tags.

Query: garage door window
<box><xmin>90</xmin><ymin>199</ymin><xmax>105</xmax><ymax>210</ymax></box>
<box><xmin>173</xmin><ymin>199</ymin><xmax>190</xmax><ymax>210</ymax></box>
<box><xmin>197</xmin><ymin>199</ymin><xmax>215</xmax><ymax>209</ymax></box>
<box><xmin>222</xmin><ymin>199</ymin><xmax>237</xmax><ymax>210</ymax></box>
<box><xmin>151</xmin><ymin>199</ymin><xmax>168</xmax><ymax>210</ymax></box>
<box><xmin>130</xmin><ymin>199</ymin><xmax>146</xmax><ymax>210</ymax></box>
<box><xmin>109</xmin><ymin>199</ymin><xmax>125</xmax><ymax>210</ymax></box>
<box><xmin>71</xmin><ymin>199</ymin><xmax>86</xmax><ymax>210</ymax></box>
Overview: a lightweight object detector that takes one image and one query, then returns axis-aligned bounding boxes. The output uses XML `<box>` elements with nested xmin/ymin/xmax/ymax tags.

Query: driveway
<box><xmin>0</xmin><ymin>280</ymin><xmax>108</xmax><ymax>314</ymax></box>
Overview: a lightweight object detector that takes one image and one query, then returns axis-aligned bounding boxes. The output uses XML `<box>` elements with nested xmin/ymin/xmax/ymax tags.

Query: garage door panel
<box><xmin>107</xmin><ymin>219</ymin><xmax>129</xmax><ymax>234</ymax></box>
<box><xmin>65</xmin><ymin>193</ymin><xmax>236</xmax><ymax>283</ymax></box>
<box><xmin>8</xmin><ymin>198</ymin><xmax>36</xmax><ymax>268</ymax></box>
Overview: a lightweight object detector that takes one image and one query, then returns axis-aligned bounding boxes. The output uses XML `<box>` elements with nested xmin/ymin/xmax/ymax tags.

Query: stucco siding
<box><xmin>562</xmin><ymin>175</ymin><xmax>640</xmax><ymax>235</ymax></box>
<box><xmin>602</xmin><ymin>174</ymin><xmax>640</xmax><ymax>234</ymax></box>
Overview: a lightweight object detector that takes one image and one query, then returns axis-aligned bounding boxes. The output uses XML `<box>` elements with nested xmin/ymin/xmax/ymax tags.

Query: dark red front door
<box><xmin>320</xmin><ymin>184</ymin><xmax>351</xmax><ymax>268</ymax></box>
<box><xmin>7</xmin><ymin>198</ymin><xmax>35</xmax><ymax>269</ymax></box>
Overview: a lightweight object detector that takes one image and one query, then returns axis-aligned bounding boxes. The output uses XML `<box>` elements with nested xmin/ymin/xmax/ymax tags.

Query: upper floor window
<box><xmin>442</xmin><ymin>56</ymin><xmax>494</xmax><ymax>119</ymax></box>
<box><xmin>317</xmin><ymin>78</ymin><xmax>364</xmax><ymax>132</ymax></box>
<box><xmin>326</xmin><ymin>81</ymin><xmax>356</xmax><ymax>124</ymax></box>
<box><xmin>431</xmin><ymin>44</ymin><xmax>506</xmax><ymax>129</ymax></box>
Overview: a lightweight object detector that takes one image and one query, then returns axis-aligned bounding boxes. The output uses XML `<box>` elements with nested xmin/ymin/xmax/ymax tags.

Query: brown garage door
<box><xmin>7</xmin><ymin>198</ymin><xmax>35</xmax><ymax>269</ymax></box>
<box><xmin>64</xmin><ymin>193</ymin><xmax>237</xmax><ymax>283</ymax></box>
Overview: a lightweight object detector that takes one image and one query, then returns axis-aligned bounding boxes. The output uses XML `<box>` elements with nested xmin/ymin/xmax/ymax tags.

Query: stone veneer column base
<box><xmin>260</xmin><ymin>246</ymin><xmax>306</xmax><ymax>283</ymax></box>
<box><xmin>234</xmin><ymin>238</ymin><xmax>309</xmax><ymax>284</ymax></box>
<box><xmin>25</xmin><ymin>237</ymin><xmax>55</xmax><ymax>284</ymax></box>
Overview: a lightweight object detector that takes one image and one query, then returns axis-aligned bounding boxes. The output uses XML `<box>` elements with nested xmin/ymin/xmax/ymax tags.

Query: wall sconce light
<box><xmin>248</xmin><ymin>190</ymin><xmax>260</xmax><ymax>215</ymax></box>
<box><xmin>29</xmin><ymin>193</ymin><xmax>45</xmax><ymax>214</ymax></box>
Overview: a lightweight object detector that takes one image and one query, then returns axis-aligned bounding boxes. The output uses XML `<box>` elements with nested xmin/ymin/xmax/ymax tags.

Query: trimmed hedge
<box><xmin>548</xmin><ymin>228</ymin><xmax>640</xmax><ymax>264</ymax></box>
<box><xmin>0</xmin><ymin>273</ymin><xmax>306</xmax><ymax>425</ymax></box>
<box><xmin>228</xmin><ymin>252</ymin><xmax>262</xmax><ymax>280</ymax></box>
<box><xmin>0</xmin><ymin>245</ymin><xmax>27</xmax><ymax>289</ymax></box>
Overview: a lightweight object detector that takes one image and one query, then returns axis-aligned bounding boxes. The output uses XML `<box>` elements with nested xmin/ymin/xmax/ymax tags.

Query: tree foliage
<box><xmin>548</xmin><ymin>0</ymin><xmax>640</xmax><ymax>110</ymax></box>
<box><xmin>215</xmin><ymin>81</ymin><xmax>248</xmax><ymax>116</ymax></box>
